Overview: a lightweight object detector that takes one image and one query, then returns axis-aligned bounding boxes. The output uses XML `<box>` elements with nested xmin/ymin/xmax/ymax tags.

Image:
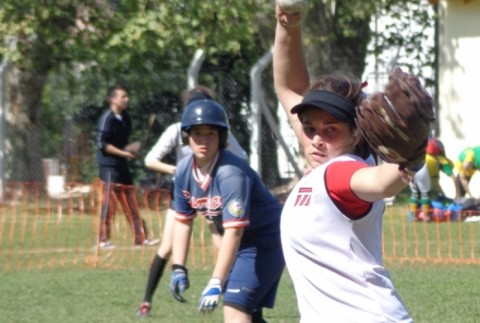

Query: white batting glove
<box><xmin>198</xmin><ymin>278</ymin><xmax>222</xmax><ymax>313</ymax></box>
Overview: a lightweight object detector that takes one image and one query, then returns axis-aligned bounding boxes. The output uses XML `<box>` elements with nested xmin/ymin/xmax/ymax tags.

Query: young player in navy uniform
<box><xmin>169</xmin><ymin>99</ymin><xmax>285</xmax><ymax>323</ymax></box>
<box><xmin>136</xmin><ymin>87</ymin><xmax>247</xmax><ymax>318</ymax></box>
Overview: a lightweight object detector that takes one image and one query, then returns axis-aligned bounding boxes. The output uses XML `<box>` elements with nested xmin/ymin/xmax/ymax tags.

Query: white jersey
<box><xmin>281</xmin><ymin>155</ymin><xmax>412</xmax><ymax>323</ymax></box>
<box><xmin>145</xmin><ymin>122</ymin><xmax>247</xmax><ymax>164</ymax></box>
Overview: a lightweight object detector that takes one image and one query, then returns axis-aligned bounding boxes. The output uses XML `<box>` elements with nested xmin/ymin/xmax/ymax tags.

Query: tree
<box><xmin>0</xmin><ymin>1</ymin><xmax>132</xmax><ymax>181</ymax></box>
<box><xmin>0</xmin><ymin>0</ymin><xmax>434</xmax><ymax>184</ymax></box>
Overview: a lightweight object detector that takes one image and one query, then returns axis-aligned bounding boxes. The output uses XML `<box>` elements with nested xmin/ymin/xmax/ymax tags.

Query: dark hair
<box><xmin>106</xmin><ymin>84</ymin><xmax>129</xmax><ymax>103</ymax></box>
<box><xmin>181</xmin><ymin>85</ymin><xmax>217</xmax><ymax>108</ymax></box>
<box><xmin>307</xmin><ymin>75</ymin><xmax>371</xmax><ymax>159</ymax></box>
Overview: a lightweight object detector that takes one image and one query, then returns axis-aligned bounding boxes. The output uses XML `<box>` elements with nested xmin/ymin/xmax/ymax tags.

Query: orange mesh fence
<box><xmin>383</xmin><ymin>206</ymin><xmax>480</xmax><ymax>265</ymax></box>
<box><xmin>0</xmin><ymin>181</ymin><xmax>218</xmax><ymax>271</ymax></box>
<box><xmin>4</xmin><ymin>184</ymin><xmax>480</xmax><ymax>272</ymax></box>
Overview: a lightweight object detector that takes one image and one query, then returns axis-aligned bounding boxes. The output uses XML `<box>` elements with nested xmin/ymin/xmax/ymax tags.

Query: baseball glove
<box><xmin>356</xmin><ymin>68</ymin><xmax>435</xmax><ymax>171</ymax></box>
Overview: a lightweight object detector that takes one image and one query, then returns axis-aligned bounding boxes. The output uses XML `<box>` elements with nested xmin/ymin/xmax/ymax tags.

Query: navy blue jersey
<box><xmin>174</xmin><ymin>150</ymin><xmax>282</xmax><ymax>236</ymax></box>
<box><xmin>96</xmin><ymin>109</ymin><xmax>132</xmax><ymax>167</ymax></box>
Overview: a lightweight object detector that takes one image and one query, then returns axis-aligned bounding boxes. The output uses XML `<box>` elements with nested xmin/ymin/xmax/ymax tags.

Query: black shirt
<box><xmin>96</xmin><ymin>109</ymin><xmax>132</xmax><ymax>168</ymax></box>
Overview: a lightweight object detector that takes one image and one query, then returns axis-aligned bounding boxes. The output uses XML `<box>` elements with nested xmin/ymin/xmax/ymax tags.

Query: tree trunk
<box><xmin>303</xmin><ymin>2</ymin><xmax>372</xmax><ymax>78</ymax></box>
<box><xmin>4</xmin><ymin>65</ymin><xmax>45</xmax><ymax>182</ymax></box>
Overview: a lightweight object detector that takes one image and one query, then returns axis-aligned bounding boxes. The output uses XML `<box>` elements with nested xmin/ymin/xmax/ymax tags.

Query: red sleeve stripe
<box><xmin>175</xmin><ymin>212</ymin><xmax>195</xmax><ymax>222</ymax></box>
<box><xmin>223</xmin><ymin>220</ymin><xmax>249</xmax><ymax>228</ymax></box>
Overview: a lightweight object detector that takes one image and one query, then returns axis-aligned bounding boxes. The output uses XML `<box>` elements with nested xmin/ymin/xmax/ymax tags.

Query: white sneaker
<box><xmin>99</xmin><ymin>241</ymin><xmax>116</xmax><ymax>249</ymax></box>
<box><xmin>142</xmin><ymin>239</ymin><xmax>160</xmax><ymax>246</ymax></box>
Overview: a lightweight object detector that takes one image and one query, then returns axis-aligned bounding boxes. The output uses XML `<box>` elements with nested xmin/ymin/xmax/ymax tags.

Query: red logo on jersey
<box><xmin>189</xmin><ymin>195</ymin><xmax>222</xmax><ymax>211</ymax></box>
<box><xmin>294</xmin><ymin>187</ymin><xmax>312</xmax><ymax>206</ymax></box>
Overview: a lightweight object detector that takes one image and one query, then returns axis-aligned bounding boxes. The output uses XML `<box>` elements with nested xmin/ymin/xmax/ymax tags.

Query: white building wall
<box><xmin>438</xmin><ymin>0</ymin><xmax>480</xmax><ymax>160</ymax></box>
<box><xmin>437</xmin><ymin>0</ymin><xmax>480</xmax><ymax>197</ymax></box>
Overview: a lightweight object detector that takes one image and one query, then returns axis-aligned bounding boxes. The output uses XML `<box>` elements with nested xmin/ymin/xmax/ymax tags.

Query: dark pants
<box><xmin>99</xmin><ymin>166</ymin><xmax>146</xmax><ymax>245</ymax></box>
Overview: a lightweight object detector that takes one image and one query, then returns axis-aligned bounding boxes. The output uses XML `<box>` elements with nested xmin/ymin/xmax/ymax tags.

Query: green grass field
<box><xmin>2</xmin><ymin>263</ymin><xmax>480</xmax><ymax>322</ymax></box>
<box><xmin>2</xmin><ymin>198</ymin><xmax>480</xmax><ymax>322</ymax></box>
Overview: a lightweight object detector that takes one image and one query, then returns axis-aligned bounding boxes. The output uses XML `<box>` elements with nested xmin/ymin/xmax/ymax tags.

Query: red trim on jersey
<box><xmin>325</xmin><ymin>161</ymin><xmax>372</xmax><ymax>219</ymax></box>
<box><xmin>175</xmin><ymin>212</ymin><xmax>195</xmax><ymax>222</ymax></box>
<box><xmin>223</xmin><ymin>219</ymin><xmax>249</xmax><ymax>228</ymax></box>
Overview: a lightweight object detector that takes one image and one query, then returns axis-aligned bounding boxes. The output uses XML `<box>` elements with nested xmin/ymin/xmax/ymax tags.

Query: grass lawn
<box><xmin>2</xmin><ymin>195</ymin><xmax>480</xmax><ymax>322</ymax></box>
<box><xmin>1</xmin><ymin>263</ymin><xmax>480</xmax><ymax>322</ymax></box>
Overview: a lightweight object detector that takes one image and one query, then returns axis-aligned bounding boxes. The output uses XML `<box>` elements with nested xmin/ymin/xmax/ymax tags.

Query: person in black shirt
<box><xmin>96</xmin><ymin>84</ymin><xmax>158</xmax><ymax>248</ymax></box>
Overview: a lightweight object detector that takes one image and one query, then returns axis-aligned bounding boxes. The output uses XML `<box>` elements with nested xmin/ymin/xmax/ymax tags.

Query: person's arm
<box><xmin>96</xmin><ymin>114</ymin><xmax>136</xmax><ymax>159</ymax></box>
<box><xmin>459</xmin><ymin>172</ymin><xmax>473</xmax><ymax>198</ymax></box>
<box><xmin>169</xmin><ymin>217</ymin><xmax>193</xmax><ymax>302</ymax></box>
<box><xmin>144</xmin><ymin>124</ymin><xmax>179</xmax><ymax>174</ymax></box>
<box><xmin>451</xmin><ymin>175</ymin><xmax>461</xmax><ymax>200</ymax></box>
<box><xmin>171</xmin><ymin>219</ymin><xmax>193</xmax><ymax>266</ymax></box>
<box><xmin>104</xmin><ymin>143</ymin><xmax>136</xmax><ymax>159</ymax></box>
<box><xmin>273</xmin><ymin>6</ymin><xmax>309</xmax><ymax>142</ymax></box>
<box><xmin>211</xmin><ymin>227</ymin><xmax>243</xmax><ymax>283</ymax></box>
<box><xmin>350</xmin><ymin>163</ymin><xmax>410</xmax><ymax>202</ymax></box>
<box><xmin>198</xmin><ymin>170</ymin><xmax>250</xmax><ymax>313</ymax></box>
<box><xmin>145</xmin><ymin>159</ymin><xmax>176</xmax><ymax>175</ymax></box>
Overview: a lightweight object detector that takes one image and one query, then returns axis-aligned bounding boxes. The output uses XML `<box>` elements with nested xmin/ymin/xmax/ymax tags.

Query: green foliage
<box><xmin>0</xmin><ymin>0</ymin><xmax>436</xmax><ymax>183</ymax></box>
<box><xmin>370</xmin><ymin>0</ymin><xmax>435</xmax><ymax>87</ymax></box>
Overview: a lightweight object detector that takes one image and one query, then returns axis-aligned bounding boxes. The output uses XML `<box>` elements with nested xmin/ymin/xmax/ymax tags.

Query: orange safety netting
<box><xmin>0</xmin><ymin>181</ymin><xmax>218</xmax><ymax>271</ymax></box>
<box><xmin>2</xmin><ymin>182</ymin><xmax>480</xmax><ymax>271</ymax></box>
<box><xmin>383</xmin><ymin>207</ymin><xmax>480</xmax><ymax>265</ymax></box>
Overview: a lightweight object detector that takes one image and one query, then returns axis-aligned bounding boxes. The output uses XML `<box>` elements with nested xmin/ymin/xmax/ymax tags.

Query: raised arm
<box><xmin>273</xmin><ymin>6</ymin><xmax>310</xmax><ymax>141</ymax></box>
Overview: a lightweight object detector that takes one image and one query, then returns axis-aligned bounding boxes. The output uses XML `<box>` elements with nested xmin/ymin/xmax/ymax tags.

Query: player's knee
<box><xmin>223</xmin><ymin>304</ymin><xmax>251</xmax><ymax>323</ymax></box>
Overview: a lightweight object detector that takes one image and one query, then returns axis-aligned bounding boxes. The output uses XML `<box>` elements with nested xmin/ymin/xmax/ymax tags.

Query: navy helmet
<box><xmin>181</xmin><ymin>99</ymin><xmax>229</xmax><ymax>148</ymax></box>
<box><xmin>181</xmin><ymin>99</ymin><xmax>229</xmax><ymax>132</ymax></box>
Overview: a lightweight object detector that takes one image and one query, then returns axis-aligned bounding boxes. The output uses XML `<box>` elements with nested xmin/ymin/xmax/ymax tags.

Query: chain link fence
<box><xmin>0</xmin><ymin>59</ymin><xmax>300</xmax><ymax>270</ymax></box>
<box><xmin>0</xmin><ymin>62</ymin><xmax>294</xmax><ymax>204</ymax></box>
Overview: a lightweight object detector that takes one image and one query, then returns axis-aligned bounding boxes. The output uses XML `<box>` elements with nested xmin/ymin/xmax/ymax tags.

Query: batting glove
<box><xmin>198</xmin><ymin>278</ymin><xmax>222</xmax><ymax>313</ymax></box>
<box><xmin>169</xmin><ymin>264</ymin><xmax>189</xmax><ymax>303</ymax></box>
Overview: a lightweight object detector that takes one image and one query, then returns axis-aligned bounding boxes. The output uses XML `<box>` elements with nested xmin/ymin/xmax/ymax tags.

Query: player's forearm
<box><xmin>145</xmin><ymin>159</ymin><xmax>176</xmax><ymax>175</ymax></box>
<box><xmin>351</xmin><ymin>163</ymin><xmax>408</xmax><ymax>202</ymax></box>
<box><xmin>211</xmin><ymin>227</ymin><xmax>243</xmax><ymax>282</ymax></box>
<box><xmin>273</xmin><ymin>22</ymin><xmax>309</xmax><ymax>97</ymax></box>
<box><xmin>459</xmin><ymin>175</ymin><xmax>471</xmax><ymax>196</ymax></box>
<box><xmin>172</xmin><ymin>220</ymin><xmax>193</xmax><ymax>266</ymax></box>
<box><xmin>273</xmin><ymin>16</ymin><xmax>309</xmax><ymax>142</ymax></box>
<box><xmin>105</xmin><ymin>144</ymin><xmax>129</xmax><ymax>158</ymax></box>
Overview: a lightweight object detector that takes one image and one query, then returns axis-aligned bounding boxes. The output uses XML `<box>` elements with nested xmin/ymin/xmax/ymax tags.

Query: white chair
<box><xmin>47</xmin><ymin>175</ymin><xmax>91</xmax><ymax>219</ymax></box>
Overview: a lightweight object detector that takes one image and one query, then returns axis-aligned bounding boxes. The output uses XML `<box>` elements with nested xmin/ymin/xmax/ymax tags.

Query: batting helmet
<box><xmin>181</xmin><ymin>99</ymin><xmax>229</xmax><ymax>132</ymax></box>
<box><xmin>181</xmin><ymin>99</ymin><xmax>229</xmax><ymax>148</ymax></box>
<box><xmin>426</xmin><ymin>138</ymin><xmax>445</xmax><ymax>155</ymax></box>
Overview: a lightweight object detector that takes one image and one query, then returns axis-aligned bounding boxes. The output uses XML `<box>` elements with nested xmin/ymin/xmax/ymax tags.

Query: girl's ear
<box><xmin>352</xmin><ymin>128</ymin><xmax>361</xmax><ymax>146</ymax></box>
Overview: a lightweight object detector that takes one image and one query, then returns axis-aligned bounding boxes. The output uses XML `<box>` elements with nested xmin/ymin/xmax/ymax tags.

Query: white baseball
<box><xmin>276</xmin><ymin>0</ymin><xmax>308</xmax><ymax>14</ymax></box>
